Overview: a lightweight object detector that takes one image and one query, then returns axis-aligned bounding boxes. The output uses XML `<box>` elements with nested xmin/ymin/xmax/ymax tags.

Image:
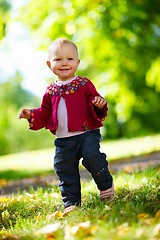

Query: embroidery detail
<box><xmin>46</xmin><ymin>77</ymin><xmax>88</xmax><ymax>96</ymax></box>
<box><xmin>101</xmin><ymin>108</ymin><xmax>108</xmax><ymax>121</ymax></box>
<box><xmin>97</xmin><ymin>168</ymin><xmax>105</xmax><ymax>176</ymax></box>
<box><xmin>29</xmin><ymin>110</ymin><xmax>34</xmax><ymax>128</ymax></box>
<box><xmin>82</xmin><ymin>121</ymin><xmax>89</xmax><ymax>131</ymax></box>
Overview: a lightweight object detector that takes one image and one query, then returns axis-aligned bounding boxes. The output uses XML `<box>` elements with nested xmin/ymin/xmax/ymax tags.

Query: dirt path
<box><xmin>1</xmin><ymin>152</ymin><xmax>160</xmax><ymax>196</ymax></box>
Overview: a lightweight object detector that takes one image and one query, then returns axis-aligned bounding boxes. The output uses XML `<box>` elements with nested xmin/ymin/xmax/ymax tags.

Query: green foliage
<box><xmin>0</xmin><ymin>72</ymin><xmax>54</xmax><ymax>155</ymax></box>
<box><xmin>1</xmin><ymin>0</ymin><xmax>160</xmax><ymax>155</ymax></box>
<box><xmin>0</xmin><ymin>0</ymin><xmax>10</xmax><ymax>40</ymax></box>
<box><xmin>19</xmin><ymin>0</ymin><xmax>160</xmax><ymax>139</ymax></box>
<box><xmin>0</xmin><ymin>166</ymin><xmax>160</xmax><ymax>239</ymax></box>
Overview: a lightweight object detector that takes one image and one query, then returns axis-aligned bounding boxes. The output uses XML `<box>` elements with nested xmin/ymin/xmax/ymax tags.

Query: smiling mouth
<box><xmin>60</xmin><ymin>69</ymin><xmax>70</xmax><ymax>71</ymax></box>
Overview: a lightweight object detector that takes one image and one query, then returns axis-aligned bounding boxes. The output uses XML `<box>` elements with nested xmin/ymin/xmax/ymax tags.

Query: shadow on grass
<box><xmin>0</xmin><ymin>169</ymin><xmax>58</xmax><ymax>196</ymax></box>
<box><xmin>0</xmin><ymin>169</ymin><xmax>55</xmax><ymax>181</ymax></box>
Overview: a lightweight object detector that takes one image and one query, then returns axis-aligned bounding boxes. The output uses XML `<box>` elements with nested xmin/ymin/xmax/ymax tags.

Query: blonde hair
<box><xmin>48</xmin><ymin>38</ymin><xmax>78</xmax><ymax>59</ymax></box>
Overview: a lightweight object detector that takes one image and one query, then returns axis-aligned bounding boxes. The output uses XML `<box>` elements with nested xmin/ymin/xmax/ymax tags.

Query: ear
<box><xmin>77</xmin><ymin>59</ymin><xmax>80</xmax><ymax>66</ymax></box>
<box><xmin>46</xmin><ymin>61</ymin><xmax>51</xmax><ymax>69</ymax></box>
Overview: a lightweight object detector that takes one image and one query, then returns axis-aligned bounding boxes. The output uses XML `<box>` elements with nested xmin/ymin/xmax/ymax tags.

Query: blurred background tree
<box><xmin>20</xmin><ymin>0</ymin><xmax>160</xmax><ymax>138</ymax></box>
<box><xmin>0</xmin><ymin>72</ymin><xmax>53</xmax><ymax>155</ymax></box>
<box><xmin>0</xmin><ymin>0</ymin><xmax>160</xmax><ymax>155</ymax></box>
<box><xmin>0</xmin><ymin>0</ymin><xmax>10</xmax><ymax>40</ymax></box>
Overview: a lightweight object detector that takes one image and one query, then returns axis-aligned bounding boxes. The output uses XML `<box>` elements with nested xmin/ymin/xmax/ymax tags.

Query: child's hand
<box><xmin>18</xmin><ymin>109</ymin><xmax>31</xmax><ymax>120</ymax></box>
<box><xmin>92</xmin><ymin>96</ymin><xmax>107</xmax><ymax>110</ymax></box>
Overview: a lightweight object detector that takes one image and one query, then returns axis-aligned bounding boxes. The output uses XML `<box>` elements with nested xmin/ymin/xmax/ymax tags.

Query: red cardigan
<box><xmin>28</xmin><ymin>76</ymin><xmax>108</xmax><ymax>135</ymax></box>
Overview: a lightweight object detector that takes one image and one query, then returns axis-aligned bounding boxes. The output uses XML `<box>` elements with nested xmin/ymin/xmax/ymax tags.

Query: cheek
<box><xmin>74</xmin><ymin>64</ymin><xmax>79</xmax><ymax>70</ymax></box>
<box><xmin>72</xmin><ymin>62</ymin><xmax>78</xmax><ymax>69</ymax></box>
<box><xmin>51</xmin><ymin>63</ymin><xmax>58</xmax><ymax>70</ymax></box>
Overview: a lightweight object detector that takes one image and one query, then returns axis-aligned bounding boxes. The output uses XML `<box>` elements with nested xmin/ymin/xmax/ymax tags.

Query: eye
<box><xmin>68</xmin><ymin>58</ymin><xmax>73</xmax><ymax>61</ymax></box>
<box><xmin>56</xmin><ymin>58</ymin><xmax>61</xmax><ymax>61</ymax></box>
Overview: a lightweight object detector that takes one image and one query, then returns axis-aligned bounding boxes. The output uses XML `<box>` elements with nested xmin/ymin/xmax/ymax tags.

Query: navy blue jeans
<box><xmin>54</xmin><ymin>129</ymin><xmax>113</xmax><ymax>208</ymax></box>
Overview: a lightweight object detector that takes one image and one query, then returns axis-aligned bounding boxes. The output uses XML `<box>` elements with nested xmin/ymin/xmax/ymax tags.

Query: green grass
<box><xmin>0</xmin><ymin>166</ymin><xmax>160</xmax><ymax>240</ymax></box>
<box><xmin>0</xmin><ymin>133</ymin><xmax>160</xmax><ymax>181</ymax></box>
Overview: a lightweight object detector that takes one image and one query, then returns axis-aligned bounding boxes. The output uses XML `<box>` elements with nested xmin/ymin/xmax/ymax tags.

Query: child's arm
<box><xmin>84</xmin><ymin>79</ymin><xmax>108</xmax><ymax>121</ymax></box>
<box><xmin>92</xmin><ymin>96</ymin><xmax>107</xmax><ymax>110</ymax></box>
<box><xmin>18</xmin><ymin>91</ymin><xmax>53</xmax><ymax>131</ymax></box>
<box><xmin>18</xmin><ymin>109</ymin><xmax>31</xmax><ymax>120</ymax></box>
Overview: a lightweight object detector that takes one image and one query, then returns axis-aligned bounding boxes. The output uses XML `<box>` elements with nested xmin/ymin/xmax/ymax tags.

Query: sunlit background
<box><xmin>0</xmin><ymin>0</ymin><xmax>160</xmax><ymax>156</ymax></box>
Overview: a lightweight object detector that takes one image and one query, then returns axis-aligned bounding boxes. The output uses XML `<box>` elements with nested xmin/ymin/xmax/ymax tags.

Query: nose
<box><xmin>62</xmin><ymin>59</ymin><xmax>68</xmax><ymax>66</ymax></box>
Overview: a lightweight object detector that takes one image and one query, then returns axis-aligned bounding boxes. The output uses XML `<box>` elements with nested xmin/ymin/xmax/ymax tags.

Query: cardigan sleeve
<box><xmin>85</xmin><ymin>79</ymin><xmax>108</xmax><ymax>121</ymax></box>
<box><xmin>28</xmin><ymin>91</ymin><xmax>52</xmax><ymax>130</ymax></box>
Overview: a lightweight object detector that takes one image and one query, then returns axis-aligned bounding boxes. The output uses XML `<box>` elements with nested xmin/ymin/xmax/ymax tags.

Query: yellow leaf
<box><xmin>89</xmin><ymin>226</ymin><xmax>98</xmax><ymax>235</ymax></box>
<box><xmin>0</xmin><ymin>179</ymin><xmax>7</xmax><ymax>187</ymax></box>
<box><xmin>46</xmin><ymin>213</ymin><xmax>55</xmax><ymax>220</ymax></box>
<box><xmin>83</xmin><ymin>237</ymin><xmax>95</xmax><ymax>240</ymax></box>
<box><xmin>2</xmin><ymin>234</ymin><xmax>20</xmax><ymax>240</ymax></box>
<box><xmin>2</xmin><ymin>210</ymin><xmax>10</xmax><ymax>220</ymax></box>
<box><xmin>143</xmin><ymin>218</ymin><xmax>155</xmax><ymax>225</ymax></box>
<box><xmin>53</xmin><ymin>211</ymin><xmax>63</xmax><ymax>219</ymax></box>
<box><xmin>47</xmin><ymin>211</ymin><xmax>64</xmax><ymax>220</ymax></box>
<box><xmin>123</xmin><ymin>166</ymin><xmax>133</xmax><ymax>173</ymax></box>
<box><xmin>114</xmin><ymin>186</ymin><xmax>118</xmax><ymax>192</ymax></box>
<box><xmin>110</xmin><ymin>170</ymin><xmax>115</xmax><ymax>175</ymax></box>
<box><xmin>0</xmin><ymin>197</ymin><xmax>11</xmax><ymax>203</ymax></box>
<box><xmin>36</xmin><ymin>214</ymin><xmax>44</xmax><ymax>221</ymax></box>
<box><xmin>155</xmin><ymin>211</ymin><xmax>160</xmax><ymax>219</ymax></box>
<box><xmin>46</xmin><ymin>233</ymin><xmax>56</xmax><ymax>240</ymax></box>
<box><xmin>65</xmin><ymin>222</ymin><xmax>98</xmax><ymax>239</ymax></box>
<box><xmin>71</xmin><ymin>221</ymin><xmax>90</xmax><ymax>235</ymax></box>
<box><xmin>109</xmin><ymin>201</ymin><xmax>115</xmax><ymax>207</ymax></box>
<box><xmin>137</xmin><ymin>213</ymin><xmax>149</xmax><ymax>219</ymax></box>
<box><xmin>116</xmin><ymin>225</ymin><xmax>130</xmax><ymax>237</ymax></box>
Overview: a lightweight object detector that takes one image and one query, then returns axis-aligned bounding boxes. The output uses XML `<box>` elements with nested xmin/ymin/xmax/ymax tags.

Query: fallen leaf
<box><xmin>153</xmin><ymin>223</ymin><xmax>160</xmax><ymax>236</ymax></box>
<box><xmin>0</xmin><ymin>197</ymin><xmax>11</xmax><ymax>203</ymax></box>
<box><xmin>36</xmin><ymin>214</ymin><xmax>44</xmax><ymax>222</ymax></box>
<box><xmin>2</xmin><ymin>210</ymin><xmax>10</xmax><ymax>220</ymax></box>
<box><xmin>46</xmin><ymin>213</ymin><xmax>55</xmax><ymax>220</ymax></box>
<box><xmin>109</xmin><ymin>201</ymin><xmax>115</xmax><ymax>207</ymax></box>
<box><xmin>143</xmin><ymin>218</ymin><xmax>155</xmax><ymax>225</ymax></box>
<box><xmin>83</xmin><ymin>237</ymin><xmax>95</xmax><ymax>240</ymax></box>
<box><xmin>53</xmin><ymin>211</ymin><xmax>63</xmax><ymax>219</ymax></box>
<box><xmin>135</xmin><ymin>228</ymin><xmax>144</xmax><ymax>238</ymax></box>
<box><xmin>110</xmin><ymin>170</ymin><xmax>115</xmax><ymax>174</ymax></box>
<box><xmin>137</xmin><ymin>213</ymin><xmax>149</xmax><ymax>219</ymax></box>
<box><xmin>65</xmin><ymin>220</ymin><xmax>98</xmax><ymax>239</ymax></box>
<box><xmin>0</xmin><ymin>179</ymin><xmax>7</xmax><ymax>187</ymax></box>
<box><xmin>71</xmin><ymin>221</ymin><xmax>91</xmax><ymax>235</ymax></box>
<box><xmin>155</xmin><ymin>211</ymin><xmax>160</xmax><ymax>219</ymax></box>
<box><xmin>2</xmin><ymin>234</ymin><xmax>20</xmax><ymax>240</ymax></box>
<box><xmin>123</xmin><ymin>166</ymin><xmax>133</xmax><ymax>173</ymax></box>
<box><xmin>47</xmin><ymin>211</ymin><xmax>63</xmax><ymax>220</ymax></box>
<box><xmin>35</xmin><ymin>223</ymin><xmax>60</xmax><ymax>235</ymax></box>
<box><xmin>116</xmin><ymin>225</ymin><xmax>130</xmax><ymax>237</ymax></box>
<box><xmin>46</xmin><ymin>233</ymin><xmax>56</xmax><ymax>240</ymax></box>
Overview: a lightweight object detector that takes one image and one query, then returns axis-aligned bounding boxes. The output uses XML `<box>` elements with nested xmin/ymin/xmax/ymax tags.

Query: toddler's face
<box><xmin>47</xmin><ymin>43</ymin><xmax>80</xmax><ymax>81</ymax></box>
